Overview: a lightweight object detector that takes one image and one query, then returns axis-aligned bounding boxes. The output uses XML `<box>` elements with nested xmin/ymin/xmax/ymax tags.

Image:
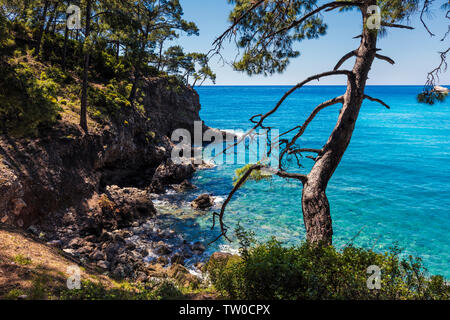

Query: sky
<box><xmin>174</xmin><ymin>0</ymin><xmax>450</xmax><ymax>86</ymax></box>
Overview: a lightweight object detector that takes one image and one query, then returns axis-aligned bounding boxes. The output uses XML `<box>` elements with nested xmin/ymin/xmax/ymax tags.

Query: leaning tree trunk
<box><xmin>302</xmin><ymin>4</ymin><xmax>378</xmax><ymax>245</ymax></box>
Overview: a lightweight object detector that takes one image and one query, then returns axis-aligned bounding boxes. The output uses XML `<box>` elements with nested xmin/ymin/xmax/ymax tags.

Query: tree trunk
<box><xmin>80</xmin><ymin>0</ymin><xmax>92</xmax><ymax>132</ymax></box>
<box><xmin>302</xmin><ymin>2</ymin><xmax>378</xmax><ymax>245</ymax></box>
<box><xmin>128</xmin><ymin>68</ymin><xmax>140</xmax><ymax>106</ymax></box>
<box><xmin>35</xmin><ymin>0</ymin><xmax>50</xmax><ymax>57</ymax></box>
<box><xmin>62</xmin><ymin>24</ymin><xmax>69</xmax><ymax>70</ymax></box>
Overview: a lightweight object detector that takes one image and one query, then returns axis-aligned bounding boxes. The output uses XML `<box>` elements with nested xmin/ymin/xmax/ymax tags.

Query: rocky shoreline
<box><xmin>0</xmin><ymin>77</ymin><xmax>228</xmax><ymax>288</ymax></box>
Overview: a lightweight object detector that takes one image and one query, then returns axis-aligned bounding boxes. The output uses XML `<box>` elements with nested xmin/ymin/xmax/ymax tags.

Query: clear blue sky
<box><xmin>175</xmin><ymin>0</ymin><xmax>450</xmax><ymax>86</ymax></box>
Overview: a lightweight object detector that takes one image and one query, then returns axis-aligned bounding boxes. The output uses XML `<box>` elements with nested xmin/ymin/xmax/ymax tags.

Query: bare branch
<box><xmin>364</xmin><ymin>95</ymin><xmax>391</xmax><ymax>109</ymax></box>
<box><xmin>425</xmin><ymin>47</ymin><xmax>450</xmax><ymax>88</ymax></box>
<box><xmin>420</xmin><ymin>0</ymin><xmax>435</xmax><ymax>37</ymax></box>
<box><xmin>381</xmin><ymin>22</ymin><xmax>414</xmax><ymax>30</ymax></box>
<box><xmin>289</xmin><ymin>148</ymin><xmax>322</xmax><ymax>155</ymax></box>
<box><xmin>210</xmin><ymin>163</ymin><xmax>262</xmax><ymax>243</ymax></box>
<box><xmin>210</xmin><ymin>163</ymin><xmax>307</xmax><ymax>244</ymax></box>
<box><xmin>274</xmin><ymin>170</ymin><xmax>307</xmax><ymax>182</ymax></box>
<box><xmin>375</xmin><ymin>54</ymin><xmax>395</xmax><ymax>65</ymax></box>
<box><xmin>215</xmin><ymin>71</ymin><xmax>352</xmax><ymax>160</ymax></box>
<box><xmin>279</xmin><ymin>95</ymin><xmax>345</xmax><ymax>166</ymax></box>
<box><xmin>334</xmin><ymin>50</ymin><xmax>357</xmax><ymax>70</ymax></box>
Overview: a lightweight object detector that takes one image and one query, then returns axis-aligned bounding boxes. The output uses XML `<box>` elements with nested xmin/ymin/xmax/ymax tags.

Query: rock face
<box><xmin>0</xmin><ymin>77</ymin><xmax>207</xmax><ymax>285</ymax></box>
<box><xmin>191</xmin><ymin>194</ymin><xmax>214</xmax><ymax>210</ymax></box>
<box><xmin>142</xmin><ymin>78</ymin><xmax>203</xmax><ymax>137</ymax></box>
<box><xmin>150</xmin><ymin>159</ymin><xmax>195</xmax><ymax>194</ymax></box>
<box><xmin>0</xmin><ymin>78</ymin><xmax>200</xmax><ymax>229</ymax></box>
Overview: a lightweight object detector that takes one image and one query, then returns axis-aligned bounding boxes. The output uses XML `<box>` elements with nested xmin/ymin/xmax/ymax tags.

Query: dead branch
<box><xmin>420</xmin><ymin>0</ymin><xmax>435</xmax><ymax>37</ymax></box>
<box><xmin>210</xmin><ymin>164</ymin><xmax>262</xmax><ymax>243</ymax></box>
<box><xmin>289</xmin><ymin>148</ymin><xmax>322</xmax><ymax>155</ymax></box>
<box><xmin>278</xmin><ymin>95</ymin><xmax>345</xmax><ymax>167</ymax></box>
<box><xmin>334</xmin><ymin>50</ymin><xmax>357</xmax><ymax>70</ymax></box>
<box><xmin>363</xmin><ymin>95</ymin><xmax>391</xmax><ymax>109</ymax></box>
<box><xmin>425</xmin><ymin>47</ymin><xmax>450</xmax><ymax>88</ymax></box>
<box><xmin>375</xmin><ymin>54</ymin><xmax>395</xmax><ymax>65</ymax></box>
<box><xmin>215</xmin><ymin>71</ymin><xmax>352</xmax><ymax>160</ymax></box>
<box><xmin>210</xmin><ymin>163</ymin><xmax>308</xmax><ymax>243</ymax></box>
<box><xmin>381</xmin><ymin>22</ymin><xmax>414</xmax><ymax>30</ymax></box>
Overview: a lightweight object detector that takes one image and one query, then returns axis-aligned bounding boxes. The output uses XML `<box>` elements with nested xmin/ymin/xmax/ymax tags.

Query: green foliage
<box><xmin>59</xmin><ymin>280</ymin><xmax>183</xmax><ymax>300</ymax></box>
<box><xmin>227</xmin><ymin>0</ymin><xmax>424</xmax><ymax>75</ymax></box>
<box><xmin>0</xmin><ymin>11</ymin><xmax>15</xmax><ymax>57</ymax></box>
<box><xmin>209</xmin><ymin>229</ymin><xmax>449</xmax><ymax>300</ymax></box>
<box><xmin>4</xmin><ymin>289</ymin><xmax>25</xmax><ymax>300</ymax></box>
<box><xmin>233</xmin><ymin>163</ymin><xmax>272</xmax><ymax>187</ymax></box>
<box><xmin>0</xmin><ymin>0</ymin><xmax>212</xmax><ymax>133</ymax></box>
<box><xmin>13</xmin><ymin>254</ymin><xmax>32</xmax><ymax>265</ymax></box>
<box><xmin>417</xmin><ymin>90</ymin><xmax>448</xmax><ymax>105</ymax></box>
<box><xmin>0</xmin><ymin>60</ymin><xmax>62</xmax><ymax>136</ymax></box>
<box><xmin>88</xmin><ymin>80</ymin><xmax>132</xmax><ymax>122</ymax></box>
<box><xmin>227</xmin><ymin>0</ymin><xmax>326</xmax><ymax>75</ymax></box>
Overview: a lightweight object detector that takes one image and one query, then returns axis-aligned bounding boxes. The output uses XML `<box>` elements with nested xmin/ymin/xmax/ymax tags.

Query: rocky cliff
<box><xmin>0</xmin><ymin>77</ymin><xmax>202</xmax><ymax>229</ymax></box>
<box><xmin>0</xmin><ymin>78</ymin><xmax>211</xmax><ymax>282</ymax></box>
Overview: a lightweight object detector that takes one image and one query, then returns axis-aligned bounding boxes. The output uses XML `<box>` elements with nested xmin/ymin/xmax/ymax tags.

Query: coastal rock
<box><xmin>208</xmin><ymin>252</ymin><xmax>232</xmax><ymax>266</ymax></box>
<box><xmin>191</xmin><ymin>194</ymin><xmax>214</xmax><ymax>210</ymax></box>
<box><xmin>191</xmin><ymin>241</ymin><xmax>206</xmax><ymax>254</ymax></box>
<box><xmin>170</xmin><ymin>253</ymin><xmax>185</xmax><ymax>265</ymax></box>
<box><xmin>167</xmin><ymin>264</ymin><xmax>200</xmax><ymax>288</ymax></box>
<box><xmin>151</xmin><ymin>159</ymin><xmax>195</xmax><ymax>190</ymax></box>
<box><xmin>154</xmin><ymin>241</ymin><xmax>172</xmax><ymax>255</ymax></box>
<box><xmin>0</xmin><ymin>160</ymin><xmax>25</xmax><ymax>227</ymax></box>
<box><xmin>105</xmin><ymin>185</ymin><xmax>157</xmax><ymax>220</ymax></box>
<box><xmin>146</xmin><ymin>263</ymin><xmax>167</xmax><ymax>278</ymax></box>
<box><xmin>173</xmin><ymin>179</ymin><xmax>196</xmax><ymax>192</ymax></box>
<box><xmin>97</xmin><ymin>260</ymin><xmax>109</xmax><ymax>269</ymax></box>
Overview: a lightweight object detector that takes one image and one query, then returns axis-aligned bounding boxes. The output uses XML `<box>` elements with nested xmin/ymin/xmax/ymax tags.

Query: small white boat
<box><xmin>434</xmin><ymin>85</ymin><xmax>449</xmax><ymax>93</ymax></box>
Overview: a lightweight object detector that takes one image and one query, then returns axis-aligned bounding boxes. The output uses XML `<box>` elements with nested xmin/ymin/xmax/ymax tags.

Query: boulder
<box><xmin>154</xmin><ymin>241</ymin><xmax>172</xmax><ymax>255</ymax></box>
<box><xmin>206</xmin><ymin>251</ymin><xmax>232</xmax><ymax>269</ymax></box>
<box><xmin>105</xmin><ymin>185</ymin><xmax>157</xmax><ymax>220</ymax></box>
<box><xmin>191</xmin><ymin>194</ymin><xmax>214</xmax><ymax>210</ymax></box>
<box><xmin>191</xmin><ymin>241</ymin><xmax>206</xmax><ymax>253</ymax></box>
<box><xmin>167</xmin><ymin>264</ymin><xmax>200</xmax><ymax>288</ymax></box>
<box><xmin>170</xmin><ymin>253</ymin><xmax>185</xmax><ymax>265</ymax></box>
<box><xmin>173</xmin><ymin>179</ymin><xmax>196</xmax><ymax>192</ymax></box>
<box><xmin>151</xmin><ymin>159</ymin><xmax>195</xmax><ymax>191</ymax></box>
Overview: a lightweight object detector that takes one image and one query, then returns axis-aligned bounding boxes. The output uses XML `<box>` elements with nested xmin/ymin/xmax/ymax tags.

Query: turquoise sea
<box><xmin>162</xmin><ymin>86</ymin><xmax>450</xmax><ymax>277</ymax></box>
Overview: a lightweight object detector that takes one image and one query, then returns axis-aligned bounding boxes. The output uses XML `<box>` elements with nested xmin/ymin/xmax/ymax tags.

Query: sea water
<box><xmin>166</xmin><ymin>86</ymin><xmax>450</xmax><ymax>277</ymax></box>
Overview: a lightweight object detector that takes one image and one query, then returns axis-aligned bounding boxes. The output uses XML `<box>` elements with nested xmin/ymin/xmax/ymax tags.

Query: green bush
<box><xmin>59</xmin><ymin>280</ymin><xmax>183</xmax><ymax>300</ymax></box>
<box><xmin>0</xmin><ymin>61</ymin><xmax>62</xmax><ymax>136</ymax></box>
<box><xmin>208</xmin><ymin>229</ymin><xmax>449</xmax><ymax>300</ymax></box>
<box><xmin>88</xmin><ymin>80</ymin><xmax>132</xmax><ymax>122</ymax></box>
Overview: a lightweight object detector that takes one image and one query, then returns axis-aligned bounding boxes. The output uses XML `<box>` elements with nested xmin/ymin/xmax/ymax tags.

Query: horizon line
<box><xmin>195</xmin><ymin>84</ymin><xmax>449</xmax><ymax>87</ymax></box>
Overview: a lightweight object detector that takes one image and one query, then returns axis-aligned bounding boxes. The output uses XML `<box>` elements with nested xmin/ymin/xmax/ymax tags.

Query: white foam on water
<box><xmin>222</xmin><ymin>129</ymin><xmax>246</xmax><ymax>139</ymax></box>
<box><xmin>213</xmin><ymin>196</ymin><xmax>226</xmax><ymax>205</ymax></box>
<box><xmin>218</xmin><ymin>244</ymin><xmax>240</xmax><ymax>255</ymax></box>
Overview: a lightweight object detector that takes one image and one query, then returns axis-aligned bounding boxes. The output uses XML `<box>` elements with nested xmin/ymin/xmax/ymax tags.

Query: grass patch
<box><xmin>13</xmin><ymin>254</ymin><xmax>32</xmax><ymax>266</ymax></box>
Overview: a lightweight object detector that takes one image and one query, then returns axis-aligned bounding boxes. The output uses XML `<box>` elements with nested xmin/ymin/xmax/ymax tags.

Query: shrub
<box><xmin>0</xmin><ymin>61</ymin><xmax>61</xmax><ymax>136</ymax></box>
<box><xmin>13</xmin><ymin>254</ymin><xmax>32</xmax><ymax>266</ymax></box>
<box><xmin>208</xmin><ymin>229</ymin><xmax>449</xmax><ymax>300</ymax></box>
<box><xmin>59</xmin><ymin>280</ymin><xmax>183</xmax><ymax>300</ymax></box>
<box><xmin>88</xmin><ymin>80</ymin><xmax>132</xmax><ymax>122</ymax></box>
